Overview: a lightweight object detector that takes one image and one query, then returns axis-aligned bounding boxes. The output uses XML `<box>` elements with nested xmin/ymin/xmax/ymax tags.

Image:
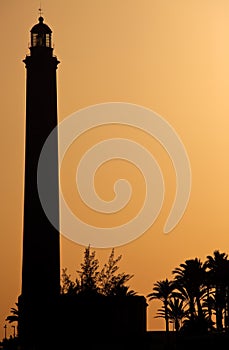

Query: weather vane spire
<box><xmin>38</xmin><ymin>1</ymin><xmax>43</xmax><ymax>17</ymax></box>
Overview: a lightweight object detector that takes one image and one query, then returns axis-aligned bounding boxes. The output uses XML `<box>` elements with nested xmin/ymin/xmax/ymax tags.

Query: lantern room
<box><xmin>30</xmin><ymin>16</ymin><xmax>52</xmax><ymax>48</ymax></box>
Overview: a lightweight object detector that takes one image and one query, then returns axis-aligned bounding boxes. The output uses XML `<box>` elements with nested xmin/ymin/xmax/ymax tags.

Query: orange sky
<box><xmin>1</xmin><ymin>0</ymin><xmax>229</xmax><ymax>339</ymax></box>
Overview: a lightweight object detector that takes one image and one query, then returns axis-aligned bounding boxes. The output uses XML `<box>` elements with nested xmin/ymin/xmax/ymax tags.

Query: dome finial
<box><xmin>38</xmin><ymin>1</ymin><xmax>43</xmax><ymax>18</ymax></box>
<box><xmin>38</xmin><ymin>3</ymin><xmax>44</xmax><ymax>23</ymax></box>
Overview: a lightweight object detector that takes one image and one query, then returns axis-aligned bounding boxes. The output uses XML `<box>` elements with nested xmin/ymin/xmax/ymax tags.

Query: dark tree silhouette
<box><xmin>147</xmin><ymin>279</ymin><xmax>174</xmax><ymax>333</ymax></box>
<box><xmin>98</xmin><ymin>248</ymin><xmax>135</xmax><ymax>296</ymax></box>
<box><xmin>156</xmin><ymin>296</ymin><xmax>188</xmax><ymax>332</ymax></box>
<box><xmin>5</xmin><ymin>303</ymin><xmax>19</xmax><ymax>337</ymax></box>
<box><xmin>61</xmin><ymin>268</ymin><xmax>77</xmax><ymax>295</ymax></box>
<box><xmin>172</xmin><ymin>258</ymin><xmax>206</xmax><ymax>322</ymax></box>
<box><xmin>75</xmin><ymin>245</ymin><xmax>100</xmax><ymax>296</ymax></box>
<box><xmin>201</xmin><ymin>293</ymin><xmax>216</xmax><ymax>330</ymax></box>
<box><xmin>61</xmin><ymin>246</ymin><xmax>136</xmax><ymax>296</ymax></box>
<box><xmin>205</xmin><ymin>250</ymin><xmax>229</xmax><ymax>331</ymax></box>
<box><xmin>61</xmin><ymin>245</ymin><xmax>100</xmax><ymax>296</ymax></box>
<box><xmin>148</xmin><ymin>251</ymin><xmax>229</xmax><ymax>334</ymax></box>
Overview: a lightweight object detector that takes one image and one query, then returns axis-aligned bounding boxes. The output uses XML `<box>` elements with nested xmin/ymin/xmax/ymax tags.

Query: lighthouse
<box><xmin>18</xmin><ymin>14</ymin><xmax>148</xmax><ymax>350</ymax></box>
<box><xmin>19</xmin><ymin>16</ymin><xmax>60</xmax><ymax>349</ymax></box>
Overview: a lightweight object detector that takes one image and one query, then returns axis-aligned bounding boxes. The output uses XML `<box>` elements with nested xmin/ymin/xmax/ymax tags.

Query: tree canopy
<box><xmin>61</xmin><ymin>246</ymin><xmax>137</xmax><ymax>297</ymax></box>
<box><xmin>148</xmin><ymin>250</ymin><xmax>229</xmax><ymax>334</ymax></box>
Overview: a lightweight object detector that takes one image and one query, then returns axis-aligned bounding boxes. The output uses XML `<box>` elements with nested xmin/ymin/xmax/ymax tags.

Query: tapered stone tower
<box><xmin>19</xmin><ymin>16</ymin><xmax>60</xmax><ymax>349</ymax></box>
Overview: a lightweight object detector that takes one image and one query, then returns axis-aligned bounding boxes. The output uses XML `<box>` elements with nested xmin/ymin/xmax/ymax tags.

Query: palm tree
<box><xmin>147</xmin><ymin>279</ymin><xmax>174</xmax><ymax>333</ymax></box>
<box><xmin>172</xmin><ymin>258</ymin><xmax>206</xmax><ymax>321</ymax></box>
<box><xmin>202</xmin><ymin>265</ymin><xmax>215</xmax><ymax>327</ymax></box>
<box><xmin>6</xmin><ymin>303</ymin><xmax>19</xmax><ymax>337</ymax></box>
<box><xmin>201</xmin><ymin>293</ymin><xmax>216</xmax><ymax>330</ymax></box>
<box><xmin>223</xmin><ymin>261</ymin><xmax>229</xmax><ymax>330</ymax></box>
<box><xmin>205</xmin><ymin>250</ymin><xmax>228</xmax><ymax>331</ymax></box>
<box><xmin>156</xmin><ymin>297</ymin><xmax>188</xmax><ymax>332</ymax></box>
<box><xmin>168</xmin><ymin>297</ymin><xmax>188</xmax><ymax>332</ymax></box>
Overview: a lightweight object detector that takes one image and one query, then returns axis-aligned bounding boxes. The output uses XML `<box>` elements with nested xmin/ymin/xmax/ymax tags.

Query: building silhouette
<box><xmin>18</xmin><ymin>16</ymin><xmax>60</xmax><ymax>350</ymax></box>
<box><xmin>18</xmin><ymin>16</ymin><xmax>148</xmax><ymax>350</ymax></box>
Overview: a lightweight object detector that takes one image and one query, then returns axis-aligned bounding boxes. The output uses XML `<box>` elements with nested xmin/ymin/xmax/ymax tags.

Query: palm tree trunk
<box><xmin>189</xmin><ymin>297</ymin><xmax>195</xmax><ymax>321</ymax></box>
<box><xmin>175</xmin><ymin>318</ymin><xmax>180</xmax><ymax>333</ymax></box>
<box><xmin>164</xmin><ymin>301</ymin><xmax>169</xmax><ymax>333</ymax></box>
<box><xmin>216</xmin><ymin>287</ymin><xmax>223</xmax><ymax>331</ymax></box>
<box><xmin>225</xmin><ymin>286</ymin><xmax>229</xmax><ymax>330</ymax></box>
<box><xmin>196</xmin><ymin>295</ymin><xmax>204</xmax><ymax>319</ymax></box>
<box><xmin>216</xmin><ymin>307</ymin><xmax>223</xmax><ymax>331</ymax></box>
<box><xmin>207</xmin><ymin>286</ymin><xmax>212</xmax><ymax>324</ymax></box>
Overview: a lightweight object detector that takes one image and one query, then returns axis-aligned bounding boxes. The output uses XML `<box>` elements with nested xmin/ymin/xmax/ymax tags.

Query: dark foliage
<box><xmin>61</xmin><ymin>246</ymin><xmax>136</xmax><ymax>297</ymax></box>
<box><xmin>148</xmin><ymin>250</ymin><xmax>229</xmax><ymax>334</ymax></box>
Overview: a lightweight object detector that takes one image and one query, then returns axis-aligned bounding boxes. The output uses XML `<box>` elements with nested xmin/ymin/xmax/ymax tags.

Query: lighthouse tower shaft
<box><xmin>19</xmin><ymin>17</ymin><xmax>60</xmax><ymax>348</ymax></box>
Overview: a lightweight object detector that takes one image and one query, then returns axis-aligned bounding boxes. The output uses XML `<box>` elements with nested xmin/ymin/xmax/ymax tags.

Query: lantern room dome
<box><xmin>30</xmin><ymin>17</ymin><xmax>52</xmax><ymax>49</ymax></box>
<box><xmin>31</xmin><ymin>17</ymin><xmax>52</xmax><ymax>34</ymax></box>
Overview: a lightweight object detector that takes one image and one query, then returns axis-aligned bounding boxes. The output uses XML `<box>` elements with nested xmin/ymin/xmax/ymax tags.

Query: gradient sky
<box><xmin>1</xmin><ymin>0</ymin><xmax>229</xmax><ymax>339</ymax></box>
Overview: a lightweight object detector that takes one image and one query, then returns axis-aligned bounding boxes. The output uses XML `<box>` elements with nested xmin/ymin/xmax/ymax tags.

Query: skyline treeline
<box><xmin>4</xmin><ymin>248</ymin><xmax>229</xmax><ymax>340</ymax></box>
<box><xmin>148</xmin><ymin>250</ymin><xmax>229</xmax><ymax>334</ymax></box>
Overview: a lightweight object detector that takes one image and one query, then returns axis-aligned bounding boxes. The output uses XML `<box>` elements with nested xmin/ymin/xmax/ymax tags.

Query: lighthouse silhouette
<box><xmin>18</xmin><ymin>15</ymin><xmax>60</xmax><ymax>349</ymax></box>
<box><xmin>18</xmin><ymin>15</ymin><xmax>147</xmax><ymax>350</ymax></box>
